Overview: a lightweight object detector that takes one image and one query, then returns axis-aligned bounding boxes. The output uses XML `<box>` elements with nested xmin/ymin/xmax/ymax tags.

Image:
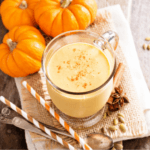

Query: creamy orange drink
<box><xmin>46</xmin><ymin>42</ymin><xmax>113</xmax><ymax>118</ymax></box>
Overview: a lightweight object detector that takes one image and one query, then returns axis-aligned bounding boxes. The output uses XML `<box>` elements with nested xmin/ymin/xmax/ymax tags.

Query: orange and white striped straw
<box><xmin>0</xmin><ymin>96</ymin><xmax>76</xmax><ymax>150</ymax></box>
<box><xmin>22</xmin><ymin>81</ymin><xmax>92</xmax><ymax>150</ymax></box>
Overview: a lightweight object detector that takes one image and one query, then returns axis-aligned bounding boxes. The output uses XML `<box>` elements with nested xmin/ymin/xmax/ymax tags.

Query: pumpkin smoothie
<box><xmin>46</xmin><ymin>42</ymin><xmax>113</xmax><ymax>118</ymax></box>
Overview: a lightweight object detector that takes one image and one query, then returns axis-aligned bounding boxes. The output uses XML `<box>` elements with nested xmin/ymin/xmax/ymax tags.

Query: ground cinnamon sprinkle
<box><xmin>67</xmin><ymin>61</ymin><xmax>70</xmax><ymax>64</ymax></box>
<box><xmin>73</xmin><ymin>48</ymin><xmax>76</xmax><ymax>52</ymax></box>
<box><xmin>76</xmin><ymin>77</ymin><xmax>78</xmax><ymax>80</ymax></box>
<box><xmin>58</xmin><ymin>66</ymin><xmax>61</xmax><ymax>70</ymax></box>
<box><xmin>82</xmin><ymin>83</ymin><xmax>87</xmax><ymax>88</ymax></box>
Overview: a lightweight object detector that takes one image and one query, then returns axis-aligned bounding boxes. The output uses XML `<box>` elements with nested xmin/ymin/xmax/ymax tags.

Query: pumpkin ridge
<box><xmin>15</xmin><ymin>42</ymin><xmax>42</xmax><ymax>62</ymax></box>
<box><xmin>1</xmin><ymin>6</ymin><xmax>15</xmax><ymax>14</ymax></box>
<box><xmin>73</xmin><ymin>3</ymin><xmax>92</xmax><ymax>23</ymax></box>
<box><xmin>70</xmin><ymin>0</ymin><xmax>97</xmax><ymax>23</ymax></box>
<box><xmin>35</xmin><ymin>7</ymin><xmax>59</xmax><ymax>24</ymax></box>
<box><xmin>2</xmin><ymin>8</ymin><xmax>17</xmax><ymax>29</ymax></box>
<box><xmin>7</xmin><ymin>9</ymin><xmax>20</xmax><ymax>28</ymax></box>
<box><xmin>38</xmin><ymin>8</ymin><xmax>61</xmax><ymax>35</ymax></box>
<box><xmin>62</xmin><ymin>9</ymin><xmax>79</xmax><ymax>32</ymax></box>
<box><xmin>25</xmin><ymin>8</ymin><xmax>34</xmax><ymax>20</ymax></box>
<box><xmin>2</xmin><ymin>54</ymin><xmax>16</xmax><ymax>77</ymax></box>
<box><xmin>11</xmin><ymin>52</ymin><xmax>28</xmax><ymax>75</ymax></box>
<box><xmin>15</xmin><ymin>26</ymin><xmax>40</xmax><ymax>41</ymax></box>
<box><xmin>0</xmin><ymin>0</ymin><xmax>18</xmax><ymax>14</ymax></box>
<box><xmin>0</xmin><ymin>51</ymin><xmax>10</xmax><ymax>68</ymax></box>
<box><xmin>13</xmin><ymin>50</ymin><xmax>41</xmax><ymax>75</ymax></box>
<box><xmin>68</xmin><ymin>4</ymin><xmax>91</xmax><ymax>29</ymax></box>
<box><xmin>50</xmin><ymin>8</ymin><xmax>63</xmax><ymax>35</ymax></box>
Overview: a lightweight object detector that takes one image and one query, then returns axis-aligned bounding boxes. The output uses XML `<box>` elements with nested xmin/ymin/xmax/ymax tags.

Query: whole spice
<box><xmin>119</xmin><ymin>124</ymin><xmax>127</xmax><ymax>133</ymax></box>
<box><xmin>113</xmin><ymin>119</ymin><xmax>118</xmax><ymax>125</ymax></box>
<box><xmin>113</xmin><ymin>63</ymin><xmax>125</xmax><ymax>91</ymax></box>
<box><xmin>115</xmin><ymin>86</ymin><xmax>123</xmax><ymax>95</ymax></box>
<box><xmin>147</xmin><ymin>44</ymin><xmax>150</xmax><ymax>50</ymax></box>
<box><xmin>118</xmin><ymin>113</ymin><xmax>124</xmax><ymax>118</ymax></box>
<box><xmin>103</xmin><ymin>113</ymin><xmax>107</xmax><ymax>119</ymax></box>
<box><xmin>109</xmin><ymin>126</ymin><xmax>117</xmax><ymax>131</ymax></box>
<box><xmin>145</xmin><ymin>37</ymin><xmax>150</xmax><ymax>41</ymax></box>
<box><xmin>143</xmin><ymin>44</ymin><xmax>147</xmax><ymax>50</ymax></box>
<box><xmin>114</xmin><ymin>143</ymin><xmax>123</xmax><ymax>150</ymax></box>
<box><xmin>123</xmin><ymin>96</ymin><xmax>129</xmax><ymax>103</ymax></box>
<box><xmin>118</xmin><ymin>116</ymin><xmax>125</xmax><ymax>123</ymax></box>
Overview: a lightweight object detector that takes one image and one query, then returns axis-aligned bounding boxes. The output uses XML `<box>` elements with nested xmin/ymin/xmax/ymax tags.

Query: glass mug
<box><xmin>42</xmin><ymin>30</ymin><xmax>118</xmax><ymax>129</ymax></box>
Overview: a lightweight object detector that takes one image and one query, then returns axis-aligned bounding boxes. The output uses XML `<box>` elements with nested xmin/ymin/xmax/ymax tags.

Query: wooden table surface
<box><xmin>0</xmin><ymin>0</ymin><xmax>150</xmax><ymax>149</ymax></box>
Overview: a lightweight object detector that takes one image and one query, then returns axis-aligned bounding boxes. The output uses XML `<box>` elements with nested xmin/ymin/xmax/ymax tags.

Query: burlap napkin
<box><xmin>15</xmin><ymin>5</ymin><xmax>149</xmax><ymax>150</ymax></box>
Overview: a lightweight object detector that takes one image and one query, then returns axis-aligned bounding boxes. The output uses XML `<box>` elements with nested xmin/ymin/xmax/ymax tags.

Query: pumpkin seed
<box><xmin>118</xmin><ymin>113</ymin><xmax>124</xmax><ymax>118</ymax></box>
<box><xmin>118</xmin><ymin>116</ymin><xmax>125</xmax><ymax>123</ymax></box>
<box><xmin>119</xmin><ymin>124</ymin><xmax>127</xmax><ymax>133</ymax></box>
<box><xmin>114</xmin><ymin>143</ymin><xmax>123</xmax><ymax>150</ymax></box>
<box><xmin>103</xmin><ymin>113</ymin><xmax>107</xmax><ymax>119</ymax></box>
<box><xmin>145</xmin><ymin>37</ymin><xmax>150</xmax><ymax>41</ymax></box>
<box><xmin>113</xmin><ymin>119</ymin><xmax>118</xmax><ymax>125</ymax></box>
<box><xmin>109</xmin><ymin>126</ymin><xmax>117</xmax><ymax>131</ymax></box>
<box><xmin>101</xmin><ymin>127</ymin><xmax>106</xmax><ymax>134</ymax></box>
<box><xmin>143</xmin><ymin>44</ymin><xmax>147</xmax><ymax>50</ymax></box>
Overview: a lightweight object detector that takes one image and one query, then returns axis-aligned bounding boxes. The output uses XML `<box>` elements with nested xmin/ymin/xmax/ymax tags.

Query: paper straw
<box><xmin>22</xmin><ymin>81</ymin><xmax>92</xmax><ymax>150</ymax></box>
<box><xmin>0</xmin><ymin>96</ymin><xmax>76</xmax><ymax>150</ymax></box>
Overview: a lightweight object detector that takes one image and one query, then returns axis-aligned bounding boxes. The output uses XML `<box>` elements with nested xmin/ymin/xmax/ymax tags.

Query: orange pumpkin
<box><xmin>0</xmin><ymin>0</ymin><xmax>40</xmax><ymax>30</ymax></box>
<box><xmin>0</xmin><ymin>26</ymin><xmax>46</xmax><ymax>77</ymax></box>
<box><xmin>34</xmin><ymin>0</ymin><xmax>97</xmax><ymax>37</ymax></box>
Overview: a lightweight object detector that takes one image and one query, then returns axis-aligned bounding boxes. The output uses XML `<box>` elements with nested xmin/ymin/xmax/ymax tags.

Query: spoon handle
<box><xmin>13</xmin><ymin>117</ymin><xmax>73</xmax><ymax>138</ymax></box>
<box><xmin>12</xmin><ymin>117</ymin><xmax>56</xmax><ymax>141</ymax></box>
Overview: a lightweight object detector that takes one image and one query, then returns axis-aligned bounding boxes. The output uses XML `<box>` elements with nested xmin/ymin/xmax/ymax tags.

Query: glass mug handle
<box><xmin>93</xmin><ymin>30</ymin><xmax>119</xmax><ymax>51</ymax></box>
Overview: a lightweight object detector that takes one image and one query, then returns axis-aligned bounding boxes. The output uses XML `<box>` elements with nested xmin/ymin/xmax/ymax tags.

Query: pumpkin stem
<box><xmin>19</xmin><ymin>0</ymin><xmax>28</xmax><ymax>9</ymax></box>
<box><xmin>61</xmin><ymin>0</ymin><xmax>72</xmax><ymax>8</ymax></box>
<box><xmin>7</xmin><ymin>39</ymin><xmax>17</xmax><ymax>51</ymax></box>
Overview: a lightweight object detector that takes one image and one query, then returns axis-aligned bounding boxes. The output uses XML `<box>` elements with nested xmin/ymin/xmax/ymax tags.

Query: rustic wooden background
<box><xmin>0</xmin><ymin>0</ymin><xmax>150</xmax><ymax>149</ymax></box>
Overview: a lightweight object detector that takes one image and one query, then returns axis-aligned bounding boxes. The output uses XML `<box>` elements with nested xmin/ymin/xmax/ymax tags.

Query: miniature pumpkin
<box><xmin>34</xmin><ymin>0</ymin><xmax>97</xmax><ymax>37</ymax></box>
<box><xmin>0</xmin><ymin>26</ymin><xmax>46</xmax><ymax>77</ymax></box>
<box><xmin>0</xmin><ymin>0</ymin><xmax>40</xmax><ymax>30</ymax></box>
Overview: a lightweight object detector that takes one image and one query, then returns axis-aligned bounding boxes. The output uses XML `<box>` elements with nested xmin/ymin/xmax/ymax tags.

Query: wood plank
<box><xmin>0</xmin><ymin>0</ymin><xmax>27</xmax><ymax>149</ymax></box>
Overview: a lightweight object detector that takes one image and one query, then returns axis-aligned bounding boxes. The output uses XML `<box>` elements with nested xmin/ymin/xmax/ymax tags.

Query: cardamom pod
<box><xmin>113</xmin><ymin>119</ymin><xmax>118</xmax><ymax>125</ymax></box>
<box><xmin>119</xmin><ymin>124</ymin><xmax>127</xmax><ymax>133</ymax></box>
<box><xmin>147</xmin><ymin>44</ymin><xmax>150</xmax><ymax>50</ymax></box>
<box><xmin>118</xmin><ymin>116</ymin><xmax>125</xmax><ymax>123</ymax></box>
<box><xmin>103</xmin><ymin>112</ymin><xmax>107</xmax><ymax>119</ymax></box>
<box><xmin>109</xmin><ymin>126</ymin><xmax>117</xmax><ymax>131</ymax></box>
<box><xmin>118</xmin><ymin>113</ymin><xmax>124</xmax><ymax>118</ymax></box>
<box><xmin>143</xmin><ymin>44</ymin><xmax>147</xmax><ymax>50</ymax></box>
<box><xmin>145</xmin><ymin>37</ymin><xmax>150</xmax><ymax>41</ymax></box>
